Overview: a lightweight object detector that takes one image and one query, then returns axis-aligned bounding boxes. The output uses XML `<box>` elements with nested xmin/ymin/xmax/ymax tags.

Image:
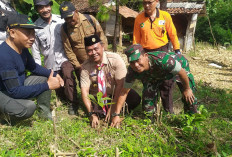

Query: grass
<box><xmin>1</xmin><ymin>43</ymin><xmax>232</xmax><ymax>156</ymax></box>
<box><xmin>0</xmin><ymin>81</ymin><xmax>232</xmax><ymax>157</ymax></box>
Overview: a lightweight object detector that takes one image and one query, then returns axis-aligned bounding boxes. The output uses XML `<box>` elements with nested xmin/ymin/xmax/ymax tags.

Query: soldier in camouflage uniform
<box><xmin>111</xmin><ymin>44</ymin><xmax>197</xmax><ymax>127</ymax></box>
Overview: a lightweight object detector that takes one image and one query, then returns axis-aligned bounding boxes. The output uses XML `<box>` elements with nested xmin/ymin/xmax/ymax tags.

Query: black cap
<box><xmin>33</xmin><ymin>0</ymin><xmax>53</xmax><ymax>6</ymax></box>
<box><xmin>84</xmin><ymin>35</ymin><xmax>101</xmax><ymax>47</ymax></box>
<box><xmin>59</xmin><ymin>1</ymin><xmax>76</xmax><ymax>19</ymax></box>
<box><xmin>7</xmin><ymin>14</ymin><xmax>43</xmax><ymax>29</ymax></box>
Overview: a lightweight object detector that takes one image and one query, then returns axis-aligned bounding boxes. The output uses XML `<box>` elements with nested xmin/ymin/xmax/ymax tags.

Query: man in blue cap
<box><xmin>31</xmin><ymin>0</ymin><xmax>78</xmax><ymax>115</ymax></box>
<box><xmin>0</xmin><ymin>14</ymin><xmax>63</xmax><ymax>124</ymax></box>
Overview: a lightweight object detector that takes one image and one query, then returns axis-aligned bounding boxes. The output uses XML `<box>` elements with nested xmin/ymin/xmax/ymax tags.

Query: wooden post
<box><xmin>113</xmin><ymin>0</ymin><xmax>119</xmax><ymax>52</ymax></box>
<box><xmin>119</xmin><ymin>16</ymin><xmax>122</xmax><ymax>47</ymax></box>
<box><xmin>206</xmin><ymin>14</ymin><xmax>220</xmax><ymax>53</ymax></box>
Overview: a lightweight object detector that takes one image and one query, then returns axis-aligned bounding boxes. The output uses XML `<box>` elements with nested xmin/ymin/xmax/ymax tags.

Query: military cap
<box><xmin>33</xmin><ymin>0</ymin><xmax>53</xmax><ymax>6</ymax></box>
<box><xmin>124</xmin><ymin>44</ymin><xmax>144</xmax><ymax>62</ymax></box>
<box><xmin>7</xmin><ymin>14</ymin><xmax>43</xmax><ymax>29</ymax></box>
<box><xmin>84</xmin><ymin>35</ymin><xmax>101</xmax><ymax>47</ymax></box>
<box><xmin>59</xmin><ymin>1</ymin><xmax>76</xmax><ymax>19</ymax></box>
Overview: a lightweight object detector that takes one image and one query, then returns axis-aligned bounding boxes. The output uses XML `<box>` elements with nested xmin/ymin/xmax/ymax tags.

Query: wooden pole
<box><xmin>206</xmin><ymin>14</ymin><xmax>220</xmax><ymax>53</ymax></box>
<box><xmin>113</xmin><ymin>0</ymin><xmax>119</xmax><ymax>52</ymax></box>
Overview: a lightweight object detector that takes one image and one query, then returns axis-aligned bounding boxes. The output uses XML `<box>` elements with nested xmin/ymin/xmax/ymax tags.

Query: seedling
<box><xmin>88</xmin><ymin>91</ymin><xmax>115</xmax><ymax>108</ymax></box>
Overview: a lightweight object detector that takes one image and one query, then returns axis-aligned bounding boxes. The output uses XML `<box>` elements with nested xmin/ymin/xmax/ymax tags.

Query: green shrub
<box><xmin>195</xmin><ymin>0</ymin><xmax>232</xmax><ymax>45</ymax></box>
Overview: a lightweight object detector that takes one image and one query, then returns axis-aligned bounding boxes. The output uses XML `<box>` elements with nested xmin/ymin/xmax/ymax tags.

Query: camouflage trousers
<box><xmin>142</xmin><ymin>77</ymin><xmax>198</xmax><ymax>114</ymax></box>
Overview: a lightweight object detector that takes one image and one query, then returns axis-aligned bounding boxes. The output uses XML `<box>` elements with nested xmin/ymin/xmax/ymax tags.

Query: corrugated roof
<box><xmin>72</xmin><ymin>0</ymin><xmax>110</xmax><ymax>12</ymax></box>
<box><xmin>111</xmin><ymin>6</ymin><xmax>138</xmax><ymax>18</ymax></box>
<box><xmin>72</xmin><ymin>0</ymin><xmax>205</xmax><ymax>15</ymax></box>
<box><xmin>166</xmin><ymin>2</ymin><xmax>205</xmax><ymax>14</ymax></box>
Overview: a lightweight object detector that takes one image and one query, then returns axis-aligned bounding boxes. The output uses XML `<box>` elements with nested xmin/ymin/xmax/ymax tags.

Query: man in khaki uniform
<box><xmin>81</xmin><ymin>35</ymin><xmax>141</xmax><ymax>128</ymax></box>
<box><xmin>59</xmin><ymin>1</ymin><xmax>108</xmax><ymax>70</ymax></box>
<box><xmin>59</xmin><ymin>2</ymin><xmax>108</xmax><ymax>111</ymax></box>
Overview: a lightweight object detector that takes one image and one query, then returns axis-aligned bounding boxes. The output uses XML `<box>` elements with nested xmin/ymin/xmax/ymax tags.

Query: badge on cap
<box><xmin>27</xmin><ymin>18</ymin><xmax>33</xmax><ymax>24</ymax></box>
<box><xmin>92</xmin><ymin>38</ymin><xmax>96</xmax><ymax>42</ymax></box>
<box><xmin>62</xmin><ymin>6</ymin><xmax>68</xmax><ymax>11</ymax></box>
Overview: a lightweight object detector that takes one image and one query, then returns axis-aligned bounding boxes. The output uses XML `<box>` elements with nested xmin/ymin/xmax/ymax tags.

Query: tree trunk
<box><xmin>160</xmin><ymin>0</ymin><xmax>167</xmax><ymax>10</ymax></box>
<box><xmin>119</xmin><ymin>16</ymin><xmax>122</xmax><ymax>47</ymax></box>
<box><xmin>113</xmin><ymin>0</ymin><xmax>119</xmax><ymax>52</ymax></box>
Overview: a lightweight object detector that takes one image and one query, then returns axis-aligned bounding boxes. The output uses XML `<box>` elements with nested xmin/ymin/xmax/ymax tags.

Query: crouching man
<box><xmin>81</xmin><ymin>35</ymin><xmax>141</xmax><ymax>128</ymax></box>
<box><xmin>0</xmin><ymin>14</ymin><xmax>63</xmax><ymax>124</ymax></box>
<box><xmin>111</xmin><ymin>44</ymin><xmax>198</xmax><ymax>127</ymax></box>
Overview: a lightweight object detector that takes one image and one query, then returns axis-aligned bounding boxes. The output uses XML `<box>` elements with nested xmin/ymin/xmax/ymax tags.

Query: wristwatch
<box><xmin>111</xmin><ymin>112</ymin><xmax>120</xmax><ymax>117</ymax></box>
<box><xmin>175</xmin><ymin>49</ymin><xmax>181</xmax><ymax>54</ymax></box>
<box><xmin>88</xmin><ymin>112</ymin><xmax>96</xmax><ymax>117</ymax></box>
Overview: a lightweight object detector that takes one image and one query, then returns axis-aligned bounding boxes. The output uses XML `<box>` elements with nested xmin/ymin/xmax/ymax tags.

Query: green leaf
<box><xmin>96</xmin><ymin>92</ymin><xmax>103</xmax><ymax>101</ymax></box>
<box><xmin>51</xmin><ymin>0</ymin><xmax>60</xmax><ymax>15</ymax></box>
<box><xmin>23</xmin><ymin>0</ymin><xmax>33</xmax><ymax>5</ymax></box>
<box><xmin>88</xmin><ymin>92</ymin><xmax>113</xmax><ymax>108</ymax></box>
<box><xmin>106</xmin><ymin>102</ymin><xmax>115</xmax><ymax>106</ymax></box>
<box><xmin>101</xmin><ymin>97</ymin><xmax>112</xmax><ymax>101</ymax></box>
<box><xmin>22</xmin><ymin>0</ymin><xmax>60</xmax><ymax>15</ymax></box>
<box><xmin>87</xmin><ymin>94</ymin><xmax>98</xmax><ymax>106</ymax></box>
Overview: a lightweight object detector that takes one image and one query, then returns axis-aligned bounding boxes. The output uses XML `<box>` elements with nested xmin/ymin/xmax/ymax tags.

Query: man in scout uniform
<box><xmin>31</xmin><ymin>0</ymin><xmax>78</xmax><ymax>115</ymax></box>
<box><xmin>133</xmin><ymin>0</ymin><xmax>181</xmax><ymax>114</ymax></box>
<box><xmin>0</xmin><ymin>14</ymin><xmax>63</xmax><ymax>124</ymax></box>
<box><xmin>111</xmin><ymin>44</ymin><xmax>197</xmax><ymax>127</ymax></box>
<box><xmin>81</xmin><ymin>35</ymin><xmax>141</xmax><ymax>128</ymax></box>
<box><xmin>59</xmin><ymin>2</ymin><xmax>108</xmax><ymax>98</ymax></box>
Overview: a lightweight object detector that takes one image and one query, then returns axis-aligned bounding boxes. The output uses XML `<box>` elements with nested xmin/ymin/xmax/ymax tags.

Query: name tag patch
<box><xmin>158</xmin><ymin>20</ymin><xmax>165</xmax><ymax>25</ymax></box>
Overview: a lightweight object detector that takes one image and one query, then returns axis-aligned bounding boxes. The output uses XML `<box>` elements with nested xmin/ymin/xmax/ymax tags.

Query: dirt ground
<box><xmin>186</xmin><ymin>43</ymin><xmax>232</xmax><ymax>90</ymax></box>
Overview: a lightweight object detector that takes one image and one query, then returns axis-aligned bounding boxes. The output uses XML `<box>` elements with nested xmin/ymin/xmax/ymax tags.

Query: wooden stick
<box><xmin>115</xmin><ymin>147</ymin><xmax>119</xmax><ymax>157</ymax></box>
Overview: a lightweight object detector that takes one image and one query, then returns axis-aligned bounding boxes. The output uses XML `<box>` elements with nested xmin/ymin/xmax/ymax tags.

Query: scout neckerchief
<box><xmin>96</xmin><ymin>63</ymin><xmax>108</xmax><ymax>114</ymax></box>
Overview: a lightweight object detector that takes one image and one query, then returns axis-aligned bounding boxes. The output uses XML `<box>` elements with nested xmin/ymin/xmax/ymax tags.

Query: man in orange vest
<box><xmin>133</xmin><ymin>0</ymin><xmax>181</xmax><ymax>114</ymax></box>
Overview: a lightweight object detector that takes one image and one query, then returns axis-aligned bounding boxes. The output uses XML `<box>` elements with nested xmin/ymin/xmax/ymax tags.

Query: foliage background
<box><xmin>195</xmin><ymin>0</ymin><xmax>232</xmax><ymax>45</ymax></box>
<box><xmin>13</xmin><ymin>0</ymin><xmax>70</xmax><ymax>21</ymax></box>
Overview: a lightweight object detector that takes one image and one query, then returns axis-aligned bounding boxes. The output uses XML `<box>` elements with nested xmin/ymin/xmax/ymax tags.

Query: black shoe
<box><xmin>68</xmin><ymin>103</ymin><xmax>78</xmax><ymax>115</ymax></box>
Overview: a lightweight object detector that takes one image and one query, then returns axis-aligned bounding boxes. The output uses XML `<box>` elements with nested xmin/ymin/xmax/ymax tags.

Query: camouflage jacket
<box><xmin>124</xmin><ymin>51</ymin><xmax>194</xmax><ymax>88</ymax></box>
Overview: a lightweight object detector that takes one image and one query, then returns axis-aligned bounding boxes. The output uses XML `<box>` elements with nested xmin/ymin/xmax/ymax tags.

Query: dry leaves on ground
<box><xmin>187</xmin><ymin>44</ymin><xmax>232</xmax><ymax>90</ymax></box>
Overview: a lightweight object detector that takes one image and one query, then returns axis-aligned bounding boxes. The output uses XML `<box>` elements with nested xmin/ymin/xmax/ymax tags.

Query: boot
<box><xmin>37</xmin><ymin>90</ymin><xmax>52</xmax><ymax>120</ymax></box>
<box><xmin>68</xmin><ymin>102</ymin><xmax>78</xmax><ymax>115</ymax></box>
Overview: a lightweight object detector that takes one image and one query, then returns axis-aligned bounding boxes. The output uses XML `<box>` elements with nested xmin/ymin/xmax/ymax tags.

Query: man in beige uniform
<box><xmin>59</xmin><ymin>1</ymin><xmax>108</xmax><ymax>70</ymax></box>
<box><xmin>81</xmin><ymin>35</ymin><xmax>141</xmax><ymax>128</ymax></box>
<box><xmin>59</xmin><ymin>1</ymin><xmax>108</xmax><ymax>112</ymax></box>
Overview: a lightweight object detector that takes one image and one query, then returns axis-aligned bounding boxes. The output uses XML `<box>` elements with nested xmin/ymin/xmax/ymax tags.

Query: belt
<box><xmin>144</xmin><ymin>43</ymin><xmax>169</xmax><ymax>52</ymax></box>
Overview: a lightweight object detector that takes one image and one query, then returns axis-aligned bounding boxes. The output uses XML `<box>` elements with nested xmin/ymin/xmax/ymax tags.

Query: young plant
<box><xmin>180</xmin><ymin>105</ymin><xmax>209</xmax><ymax>135</ymax></box>
<box><xmin>88</xmin><ymin>92</ymin><xmax>115</xmax><ymax>108</ymax></box>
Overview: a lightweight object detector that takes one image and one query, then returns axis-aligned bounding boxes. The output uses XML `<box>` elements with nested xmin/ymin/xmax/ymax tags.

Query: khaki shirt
<box><xmin>61</xmin><ymin>13</ymin><xmax>108</xmax><ymax>69</ymax></box>
<box><xmin>81</xmin><ymin>51</ymin><xmax>127</xmax><ymax>95</ymax></box>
